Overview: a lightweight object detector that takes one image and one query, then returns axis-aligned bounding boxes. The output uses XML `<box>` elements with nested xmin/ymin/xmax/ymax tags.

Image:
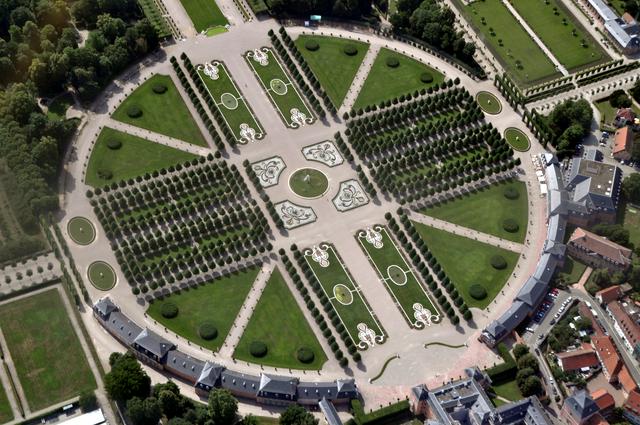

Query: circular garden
<box><xmin>67</xmin><ymin>217</ymin><xmax>96</xmax><ymax>245</ymax></box>
<box><xmin>504</xmin><ymin>127</ymin><xmax>530</xmax><ymax>152</ymax></box>
<box><xmin>289</xmin><ymin>168</ymin><xmax>329</xmax><ymax>199</ymax></box>
<box><xmin>87</xmin><ymin>261</ymin><xmax>117</xmax><ymax>290</ymax></box>
<box><xmin>476</xmin><ymin>91</ymin><xmax>502</xmax><ymax>115</ymax></box>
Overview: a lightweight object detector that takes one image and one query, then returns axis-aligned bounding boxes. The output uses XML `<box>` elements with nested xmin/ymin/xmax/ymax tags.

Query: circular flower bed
<box><xmin>504</xmin><ymin>187</ymin><xmax>519</xmax><ymax>200</ymax></box>
<box><xmin>420</xmin><ymin>72</ymin><xmax>434</xmax><ymax>83</ymax></box>
<box><xmin>126</xmin><ymin>105</ymin><xmax>143</xmax><ymax>118</ymax></box>
<box><xmin>106</xmin><ymin>139</ymin><xmax>122</xmax><ymax>150</ymax></box>
<box><xmin>490</xmin><ymin>255</ymin><xmax>507</xmax><ymax>270</ymax></box>
<box><xmin>249</xmin><ymin>341</ymin><xmax>268</xmax><ymax>358</ymax></box>
<box><xmin>305</xmin><ymin>40</ymin><xmax>319</xmax><ymax>51</ymax></box>
<box><xmin>161</xmin><ymin>302</ymin><xmax>179</xmax><ymax>319</ymax></box>
<box><xmin>469</xmin><ymin>284</ymin><xmax>487</xmax><ymax>300</ymax></box>
<box><xmin>297</xmin><ymin>347</ymin><xmax>315</xmax><ymax>364</ymax></box>
<box><xmin>343</xmin><ymin>44</ymin><xmax>358</xmax><ymax>56</ymax></box>
<box><xmin>502</xmin><ymin>218</ymin><xmax>519</xmax><ymax>233</ymax></box>
<box><xmin>198</xmin><ymin>322</ymin><xmax>218</xmax><ymax>340</ymax></box>
<box><xmin>386</xmin><ymin>57</ymin><xmax>400</xmax><ymax>68</ymax></box>
<box><xmin>152</xmin><ymin>83</ymin><xmax>167</xmax><ymax>94</ymax></box>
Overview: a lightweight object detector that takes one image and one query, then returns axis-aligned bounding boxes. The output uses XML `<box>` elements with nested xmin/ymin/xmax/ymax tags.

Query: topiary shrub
<box><xmin>106</xmin><ymin>139</ymin><xmax>122</xmax><ymax>150</ymax></box>
<box><xmin>504</xmin><ymin>187</ymin><xmax>519</xmax><ymax>199</ymax></box>
<box><xmin>198</xmin><ymin>322</ymin><xmax>218</xmax><ymax>340</ymax></box>
<box><xmin>249</xmin><ymin>341</ymin><xmax>268</xmax><ymax>358</ymax></box>
<box><xmin>161</xmin><ymin>302</ymin><xmax>179</xmax><ymax>318</ymax></box>
<box><xmin>343</xmin><ymin>44</ymin><xmax>358</xmax><ymax>56</ymax></box>
<box><xmin>420</xmin><ymin>72</ymin><xmax>434</xmax><ymax>83</ymax></box>
<box><xmin>386</xmin><ymin>57</ymin><xmax>400</xmax><ymax>68</ymax></box>
<box><xmin>502</xmin><ymin>218</ymin><xmax>519</xmax><ymax>233</ymax></box>
<box><xmin>469</xmin><ymin>284</ymin><xmax>487</xmax><ymax>300</ymax></box>
<box><xmin>305</xmin><ymin>40</ymin><xmax>319</xmax><ymax>51</ymax></box>
<box><xmin>490</xmin><ymin>255</ymin><xmax>507</xmax><ymax>270</ymax></box>
<box><xmin>97</xmin><ymin>169</ymin><xmax>113</xmax><ymax>180</ymax></box>
<box><xmin>297</xmin><ymin>347</ymin><xmax>315</xmax><ymax>364</ymax></box>
<box><xmin>152</xmin><ymin>83</ymin><xmax>167</xmax><ymax>94</ymax></box>
<box><xmin>126</xmin><ymin>105</ymin><xmax>143</xmax><ymax>118</ymax></box>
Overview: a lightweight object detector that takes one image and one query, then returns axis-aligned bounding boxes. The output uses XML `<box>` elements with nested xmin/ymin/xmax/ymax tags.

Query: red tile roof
<box><xmin>591</xmin><ymin>389</ymin><xmax>615</xmax><ymax>411</ymax></box>
<box><xmin>557</xmin><ymin>348</ymin><xmax>599</xmax><ymax>371</ymax></box>
<box><xmin>568</xmin><ymin>228</ymin><xmax>633</xmax><ymax>268</ymax></box>
<box><xmin>585</xmin><ymin>412</ymin><xmax>610</xmax><ymax>425</ymax></box>
<box><xmin>625</xmin><ymin>389</ymin><xmax>640</xmax><ymax>416</ymax></box>
<box><xmin>596</xmin><ymin>286</ymin><xmax>622</xmax><ymax>304</ymax></box>
<box><xmin>613</xmin><ymin>126</ymin><xmax>633</xmax><ymax>155</ymax></box>
<box><xmin>619</xmin><ymin>366</ymin><xmax>638</xmax><ymax>394</ymax></box>
<box><xmin>617</xmin><ymin>108</ymin><xmax>637</xmax><ymax>122</ymax></box>
<box><xmin>591</xmin><ymin>336</ymin><xmax>622</xmax><ymax>381</ymax></box>
<box><xmin>607</xmin><ymin>302</ymin><xmax>640</xmax><ymax>349</ymax></box>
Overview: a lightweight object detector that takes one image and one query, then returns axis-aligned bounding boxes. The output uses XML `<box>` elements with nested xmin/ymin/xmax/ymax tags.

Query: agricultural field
<box><xmin>233</xmin><ymin>268</ymin><xmax>327</xmax><ymax>369</ymax></box>
<box><xmin>356</xmin><ymin>226</ymin><xmax>439</xmax><ymax>328</ymax></box>
<box><xmin>0</xmin><ymin>289</ymin><xmax>96</xmax><ymax>411</ymax></box>
<box><xmin>112</xmin><ymin>74</ymin><xmax>208</xmax><ymax>147</ymax></box>
<box><xmin>179</xmin><ymin>0</ymin><xmax>228</xmax><ymax>32</ymax></box>
<box><xmin>84</xmin><ymin>127</ymin><xmax>197</xmax><ymax>187</ymax></box>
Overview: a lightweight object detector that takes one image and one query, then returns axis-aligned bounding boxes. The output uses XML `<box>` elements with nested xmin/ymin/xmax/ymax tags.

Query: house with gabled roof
<box><xmin>567</xmin><ymin>228</ymin><xmax>632</xmax><ymax>272</ymax></box>
<box><xmin>132</xmin><ymin>328</ymin><xmax>175</xmax><ymax>367</ymax></box>
<box><xmin>562</xmin><ymin>390</ymin><xmax>601</xmax><ymax>425</ymax></box>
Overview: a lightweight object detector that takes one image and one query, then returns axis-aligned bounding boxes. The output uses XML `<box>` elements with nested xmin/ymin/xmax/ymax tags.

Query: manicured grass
<box><xmin>112</xmin><ymin>74</ymin><xmax>208</xmax><ymax>147</ymax></box>
<box><xmin>504</xmin><ymin>128</ymin><xmax>530</xmax><ymax>152</ymax></box>
<box><xmin>420</xmin><ymin>180</ymin><xmax>529</xmax><ymax>243</ymax></box>
<box><xmin>0</xmin><ymin>289</ymin><xmax>96</xmax><ymax>410</ymax></box>
<box><xmin>233</xmin><ymin>268</ymin><xmax>327</xmax><ymax>370</ymax></box>
<box><xmin>67</xmin><ymin>217</ymin><xmax>96</xmax><ymax>245</ymax></box>
<box><xmin>356</xmin><ymin>226</ymin><xmax>439</xmax><ymax>327</ymax></box>
<box><xmin>491</xmin><ymin>378</ymin><xmax>523</xmax><ymax>401</ymax></box>
<box><xmin>147</xmin><ymin>267</ymin><xmax>259</xmax><ymax>351</ymax></box>
<box><xmin>47</xmin><ymin>93</ymin><xmax>74</xmax><ymax>120</ymax></box>
<box><xmin>617</xmin><ymin>202</ymin><xmax>640</xmax><ymax>248</ymax></box>
<box><xmin>595</xmin><ymin>96</ymin><xmax>640</xmax><ymax>126</ymax></box>
<box><xmin>85</xmin><ymin>127</ymin><xmax>197</xmax><ymax>187</ymax></box>
<box><xmin>178</xmin><ymin>0</ymin><xmax>227</xmax><ymax>32</ymax></box>
<box><xmin>87</xmin><ymin>261</ymin><xmax>116</xmax><ymax>290</ymax></box>
<box><xmin>458</xmin><ymin>0</ymin><xmax>560</xmax><ymax>86</ymax></box>
<box><xmin>289</xmin><ymin>168</ymin><xmax>328</xmax><ymax>198</ymax></box>
<box><xmin>295</xmin><ymin>36</ymin><xmax>369</xmax><ymax>108</ymax></box>
<box><xmin>353</xmin><ymin>48</ymin><xmax>445</xmax><ymax>109</ymax></box>
<box><xmin>0</xmin><ymin>380</ymin><xmax>13</xmax><ymax>424</ymax></box>
<box><xmin>245</xmin><ymin>48</ymin><xmax>313</xmax><ymax>127</ymax></box>
<box><xmin>196</xmin><ymin>61</ymin><xmax>264</xmax><ymax>144</ymax></box>
<box><xmin>304</xmin><ymin>244</ymin><xmax>385</xmax><ymax>345</ymax></box>
<box><xmin>476</xmin><ymin>91</ymin><xmax>502</xmax><ymax>114</ymax></box>
<box><xmin>413</xmin><ymin>223</ymin><xmax>519</xmax><ymax>309</ymax></box>
<box><xmin>256</xmin><ymin>417</ymin><xmax>279</xmax><ymax>425</ymax></box>
<box><xmin>558</xmin><ymin>256</ymin><xmax>587</xmax><ymax>284</ymax></box>
<box><xmin>510</xmin><ymin>0</ymin><xmax>609</xmax><ymax>71</ymax></box>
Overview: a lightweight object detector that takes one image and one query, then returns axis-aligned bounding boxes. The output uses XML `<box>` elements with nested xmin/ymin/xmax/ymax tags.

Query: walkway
<box><xmin>340</xmin><ymin>45</ymin><xmax>381</xmax><ymax>113</ymax></box>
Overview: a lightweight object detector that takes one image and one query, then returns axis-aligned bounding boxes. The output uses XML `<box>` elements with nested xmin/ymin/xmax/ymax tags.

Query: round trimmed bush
<box><xmin>97</xmin><ymin>169</ymin><xmax>113</xmax><ymax>180</ymax></box>
<box><xmin>198</xmin><ymin>322</ymin><xmax>218</xmax><ymax>340</ymax></box>
<box><xmin>305</xmin><ymin>40</ymin><xmax>320</xmax><ymax>51</ymax></box>
<box><xmin>386</xmin><ymin>57</ymin><xmax>400</xmax><ymax>68</ymax></box>
<box><xmin>490</xmin><ymin>255</ymin><xmax>507</xmax><ymax>270</ymax></box>
<box><xmin>249</xmin><ymin>341</ymin><xmax>268</xmax><ymax>358</ymax></box>
<box><xmin>502</xmin><ymin>218</ymin><xmax>519</xmax><ymax>233</ymax></box>
<box><xmin>469</xmin><ymin>284</ymin><xmax>487</xmax><ymax>300</ymax></box>
<box><xmin>297</xmin><ymin>347</ymin><xmax>315</xmax><ymax>364</ymax></box>
<box><xmin>343</xmin><ymin>44</ymin><xmax>358</xmax><ymax>56</ymax></box>
<box><xmin>420</xmin><ymin>72</ymin><xmax>434</xmax><ymax>83</ymax></box>
<box><xmin>161</xmin><ymin>302</ymin><xmax>179</xmax><ymax>319</ymax></box>
<box><xmin>504</xmin><ymin>187</ymin><xmax>519</xmax><ymax>199</ymax></box>
<box><xmin>106</xmin><ymin>139</ymin><xmax>122</xmax><ymax>150</ymax></box>
<box><xmin>126</xmin><ymin>105</ymin><xmax>143</xmax><ymax>118</ymax></box>
<box><xmin>152</xmin><ymin>83</ymin><xmax>167</xmax><ymax>94</ymax></box>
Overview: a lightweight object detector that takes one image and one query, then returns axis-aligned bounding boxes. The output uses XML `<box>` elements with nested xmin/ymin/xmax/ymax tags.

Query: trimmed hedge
<box><xmin>126</xmin><ymin>105</ymin><xmax>143</xmax><ymax>118</ymax></box>
<box><xmin>351</xmin><ymin>399</ymin><xmax>411</xmax><ymax>425</ymax></box>
<box><xmin>504</xmin><ymin>187</ymin><xmax>519</xmax><ymax>199</ymax></box>
<box><xmin>420</xmin><ymin>72</ymin><xmax>434</xmax><ymax>83</ymax></box>
<box><xmin>161</xmin><ymin>302</ymin><xmax>179</xmax><ymax>319</ymax></box>
<box><xmin>305</xmin><ymin>40</ymin><xmax>319</xmax><ymax>51</ymax></box>
<box><xmin>490</xmin><ymin>255</ymin><xmax>507</xmax><ymax>270</ymax></box>
<box><xmin>486</xmin><ymin>343</ymin><xmax>518</xmax><ymax>382</ymax></box>
<box><xmin>297</xmin><ymin>347</ymin><xmax>315</xmax><ymax>364</ymax></box>
<box><xmin>386</xmin><ymin>57</ymin><xmax>400</xmax><ymax>68</ymax></box>
<box><xmin>152</xmin><ymin>83</ymin><xmax>168</xmax><ymax>94</ymax></box>
<box><xmin>249</xmin><ymin>341</ymin><xmax>268</xmax><ymax>358</ymax></box>
<box><xmin>106</xmin><ymin>139</ymin><xmax>122</xmax><ymax>150</ymax></box>
<box><xmin>468</xmin><ymin>284</ymin><xmax>487</xmax><ymax>300</ymax></box>
<box><xmin>502</xmin><ymin>218</ymin><xmax>519</xmax><ymax>233</ymax></box>
<box><xmin>343</xmin><ymin>44</ymin><xmax>358</xmax><ymax>56</ymax></box>
<box><xmin>198</xmin><ymin>322</ymin><xmax>218</xmax><ymax>340</ymax></box>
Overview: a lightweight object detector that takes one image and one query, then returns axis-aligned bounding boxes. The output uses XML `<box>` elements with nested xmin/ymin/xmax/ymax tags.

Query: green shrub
<box><xmin>161</xmin><ymin>302</ymin><xmax>179</xmax><ymax>319</ymax></box>
<box><xmin>126</xmin><ymin>105</ymin><xmax>143</xmax><ymax>118</ymax></box>
<box><xmin>305</xmin><ymin>40</ymin><xmax>319</xmax><ymax>51</ymax></box>
<box><xmin>420</xmin><ymin>72</ymin><xmax>434</xmax><ymax>83</ymax></box>
<box><xmin>97</xmin><ymin>169</ymin><xmax>113</xmax><ymax>180</ymax></box>
<box><xmin>249</xmin><ymin>341</ymin><xmax>268</xmax><ymax>358</ymax></box>
<box><xmin>503</xmin><ymin>219</ymin><xmax>519</xmax><ymax>233</ymax></box>
<box><xmin>343</xmin><ymin>44</ymin><xmax>358</xmax><ymax>56</ymax></box>
<box><xmin>490</xmin><ymin>255</ymin><xmax>507</xmax><ymax>270</ymax></box>
<box><xmin>504</xmin><ymin>187</ymin><xmax>519</xmax><ymax>199</ymax></box>
<box><xmin>198</xmin><ymin>322</ymin><xmax>218</xmax><ymax>340</ymax></box>
<box><xmin>386</xmin><ymin>57</ymin><xmax>400</xmax><ymax>68</ymax></box>
<box><xmin>106</xmin><ymin>139</ymin><xmax>122</xmax><ymax>150</ymax></box>
<box><xmin>469</xmin><ymin>284</ymin><xmax>487</xmax><ymax>300</ymax></box>
<box><xmin>297</xmin><ymin>347</ymin><xmax>315</xmax><ymax>364</ymax></box>
<box><xmin>152</xmin><ymin>83</ymin><xmax>167</xmax><ymax>94</ymax></box>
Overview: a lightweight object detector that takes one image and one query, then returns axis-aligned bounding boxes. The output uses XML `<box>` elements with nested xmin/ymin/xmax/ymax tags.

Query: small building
<box><xmin>557</xmin><ymin>345</ymin><xmax>600</xmax><ymax>372</ymax></box>
<box><xmin>132</xmin><ymin>328</ymin><xmax>175</xmax><ymax>367</ymax></box>
<box><xmin>596</xmin><ymin>286</ymin><xmax>622</xmax><ymax>305</ymax></box>
<box><xmin>562</xmin><ymin>390</ymin><xmax>601</xmax><ymax>425</ymax></box>
<box><xmin>606</xmin><ymin>301</ymin><xmax>640</xmax><ymax>354</ymax></box>
<box><xmin>613</xmin><ymin>126</ymin><xmax>634</xmax><ymax>161</ymax></box>
<box><xmin>623</xmin><ymin>388</ymin><xmax>640</xmax><ymax>424</ymax></box>
<box><xmin>319</xmin><ymin>397</ymin><xmax>343</xmax><ymax>425</ymax></box>
<box><xmin>618</xmin><ymin>366</ymin><xmax>638</xmax><ymax>396</ymax></box>
<box><xmin>592</xmin><ymin>336</ymin><xmax>622</xmax><ymax>383</ymax></box>
<box><xmin>616</xmin><ymin>109</ymin><xmax>637</xmax><ymax>127</ymax></box>
<box><xmin>567</xmin><ymin>228</ymin><xmax>632</xmax><ymax>272</ymax></box>
<box><xmin>591</xmin><ymin>388</ymin><xmax>615</xmax><ymax>415</ymax></box>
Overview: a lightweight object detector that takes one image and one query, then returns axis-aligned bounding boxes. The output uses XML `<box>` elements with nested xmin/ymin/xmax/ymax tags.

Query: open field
<box><xmin>356</xmin><ymin>226</ymin><xmax>439</xmax><ymax>327</ymax></box>
<box><xmin>413</xmin><ymin>223</ymin><xmax>519</xmax><ymax>309</ymax></box>
<box><xmin>420</xmin><ymin>180</ymin><xmax>528</xmax><ymax>243</ymax></box>
<box><xmin>85</xmin><ymin>127</ymin><xmax>197</xmax><ymax>187</ymax></box>
<box><xmin>112</xmin><ymin>74</ymin><xmax>208</xmax><ymax>147</ymax></box>
<box><xmin>510</xmin><ymin>0</ymin><xmax>608</xmax><ymax>71</ymax></box>
<box><xmin>147</xmin><ymin>267</ymin><xmax>259</xmax><ymax>351</ymax></box>
<box><xmin>295</xmin><ymin>36</ymin><xmax>369</xmax><ymax>108</ymax></box>
<box><xmin>233</xmin><ymin>268</ymin><xmax>327</xmax><ymax>369</ymax></box>
<box><xmin>353</xmin><ymin>48</ymin><xmax>444</xmax><ymax>109</ymax></box>
<box><xmin>0</xmin><ymin>289</ymin><xmax>96</xmax><ymax>411</ymax></box>
<box><xmin>178</xmin><ymin>0</ymin><xmax>227</xmax><ymax>32</ymax></box>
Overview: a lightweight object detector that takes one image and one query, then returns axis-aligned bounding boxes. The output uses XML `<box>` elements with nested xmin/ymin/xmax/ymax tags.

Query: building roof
<box><xmin>568</xmin><ymin>227</ymin><xmax>632</xmax><ymax>267</ymax></box>
<box><xmin>564</xmin><ymin>158</ymin><xmax>622</xmax><ymax>212</ymax></box>
<box><xmin>605</xmin><ymin>19</ymin><xmax>640</xmax><ymax>49</ymax></box>
<box><xmin>412</xmin><ymin>384</ymin><xmax>429</xmax><ymax>401</ymax></box>
<box><xmin>93</xmin><ymin>297</ymin><xmax>118</xmax><ymax>317</ymax></box>
<box><xmin>133</xmin><ymin>328</ymin><xmax>175</xmax><ymax>359</ymax></box>
<box><xmin>587</xmin><ymin>0</ymin><xmax>618</xmax><ymax>21</ymax></box>
<box><xmin>319</xmin><ymin>398</ymin><xmax>343</xmax><ymax>425</ymax></box>
<box><xmin>517</xmin><ymin>277</ymin><xmax>548</xmax><ymax>307</ymax></box>
<box><xmin>102</xmin><ymin>310</ymin><xmax>143</xmax><ymax>346</ymax></box>
<box><xmin>258</xmin><ymin>374</ymin><xmax>298</xmax><ymax>396</ymax></box>
<box><xmin>592</xmin><ymin>336</ymin><xmax>622</xmax><ymax>379</ymax></box>
<box><xmin>557</xmin><ymin>347</ymin><xmax>599</xmax><ymax>371</ymax></box>
<box><xmin>596</xmin><ymin>286</ymin><xmax>622</xmax><ymax>304</ymax></box>
<box><xmin>220</xmin><ymin>370</ymin><xmax>260</xmax><ymax>393</ymax></box>
<box><xmin>618</xmin><ymin>366</ymin><xmax>638</xmax><ymax>394</ymax></box>
<box><xmin>616</xmin><ymin>109</ymin><xmax>637</xmax><ymax>123</ymax></box>
<box><xmin>624</xmin><ymin>389</ymin><xmax>640</xmax><ymax>415</ymax></box>
<box><xmin>532</xmin><ymin>253</ymin><xmax>558</xmax><ymax>285</ymax></box>
<box><xmin>607</xmin><ymin>301</ymin><xmax>640</xmax><ymax>347</ymax></box>
<box><xmin>495</xmin><ymin>396</ymin><xmax>552</xmax><ymax>425</ymax></box>
<box><xmin>613</xmin><ymin>126</ymin><xmax>634</xmax><ymax>156</ymax></box>
<box><xmin>591</xmin><ymin>388</ymin><xmax>615</xmax><ymax>411</ymax></box>
<box><xmin>166</xmin><ymin>350</ymin><xmax>204</xmax><ymax>381</ymax></box>
<box><xmin>197</xmin><ymin>362</ymin><xmax>224</xmax><ymax>389</ymax></box>
<box><xmin>584</xmin><ymin>412</ymin><xmax>610</xmax><ymax>425</ymax></box>
<box><xmin>564</xmin><ymin>390</ymin><xmax>600</xmax><ymax>421</ymax></box>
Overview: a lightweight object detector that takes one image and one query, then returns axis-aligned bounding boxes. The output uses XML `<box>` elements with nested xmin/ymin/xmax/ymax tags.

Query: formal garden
<box><xmin>476</xmin><ymin>91</ymin><xmax>502</xmax><ymax>114</ymax></box>
<box><xmin>288</xmin><ymin>168</ymin><xmax>329</xmax><ymax>199</ymax></box>
<box><xmin>178</xmin><ymin>0</ymin><xmax>228</xmax><ymax>33</ymax></box>
<box><xmin>504</xmin><ymin>128</ymin><xmax>531</xmax><ymax>152</ymax></box>
<box><xmin>67</xmin><ymin>217</ymin><xmax>96</xmax><ymax>245</ymax></box>
<box><xmin>87</xmin><ymin>261</ymin><xmax>117</xmax><ymax>290</ymax></box>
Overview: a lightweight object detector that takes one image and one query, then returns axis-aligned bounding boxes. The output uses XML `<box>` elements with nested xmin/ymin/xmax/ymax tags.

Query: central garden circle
<box><xmin>270</xmin><ymin>78</ymin><xmax>288</xmax><ymax>95</ymax></box>
<box><xmin>476</xmin><ymin>91</ymin><xmax>502</xmax><ymax>115</ymax></box>
<box><xmin>504</xmin><ymin>127</ymin><xmax>531</xmax><ymax>152</ymax></box>
<box><xmin>333</xmin><ymin>284</ymin><xmax>354</xmax><ymax>305</ymax></box>
<box><xmin>88</xmin><ymin>261</ymin><xmax>117</xmax><ymax>290</ymax></box>
<box><xmin>288</xmin><ymin>168</ymin><xmax>329</xmax><ymax>199</ymax></box>
<box><xmin>220</xmin><ymin>92</ymin><xmax>239</xmax><ymax>110</ymax></box>
<box><xmin>387</xmin><ymin>265</ymin><xmax>408</xmax><ymax>286</ymax></box>
<box><xmin>67</xmin><ymin>217</ymin><xmax>96</xmax><ymax>245</ymax></box>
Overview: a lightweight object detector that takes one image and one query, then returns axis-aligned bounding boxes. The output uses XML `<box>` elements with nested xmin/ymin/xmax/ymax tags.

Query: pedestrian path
<box><xmin>340</xmin><ymin>45</ymin><xmax>381</xmax><ymax>113</ymax></box>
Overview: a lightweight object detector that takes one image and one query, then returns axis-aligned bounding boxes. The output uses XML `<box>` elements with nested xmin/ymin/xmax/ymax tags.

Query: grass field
<box><xmin>289</xmin><ymin>168</ymin><xmax>328</xmax><ymax>198</ymax></box>
<box><xmin>356</xmin><ymin>226</ymin><xmax>439</xmax><ymax>327</ymax></box>
<box><xmin>413</xmin><ymin>223</ymin><xmax>519</xmax><ymax>309</ymax></box>
<box><xmin>295</xmin><ymin>36</ymin><xmax>369</xmax><ymax>108</ymax></box>
<box><xmin>458</xmin><ymin>0</ymin><xmax>560</xmax><ymax>86</ymax></box>
<box><xmin>245</xmin><ymin>48</ymin><xmax>314</xmax><ymax>127</ymax></box>
<box><xmin>420</xmin><ymin>180</ymin><xmax>529</xmax><ymax>243</ymax></box>
<box><xmin>88</xmin><ymin>261</ymin><xmax>117</xmax><ymax>290</ymax></box>
<box><xmin>85</xmin><ymin>127</ymin><xmax>197</xmax><ymax>187</ymax></box>
<box><xmin>353</xmin><ymin>48</ymin><xmax>445</xmax><ymax>109</ymax></box>
<box><xmin>558</xmin><ymin>256</ymin><xmax>587</xmax><ymax>284</ymax></box>
<box><xmin>147</xmin><ymin>267</ymin><xmax>259</xmax><ymax>351</ymax></box>
<box><xmin>504</xmin><ymin>128</ymin><xmax>531</xmax><ymax>151</ymax></box>
<box><xmin>112</xmin><ymin>75</ymin><xmax>207</xmax><ymax>147</ymax></box>
<box><xmin>304</xmin><ymin>244</ymin><xmax>385</xmax><ymax>347</ymax></box>
<box><xmin>595</xmin><ymin>96</ymin><xmax>640</xmax><ymax>126</ymax></box>
<box><xmin>67</xmin><ymin>217</ymin><xmax>95</xmax><ymax>245</ymax></box>
<box><xmin>178</xmin><ymin>0</ymin><xmax>227</xmax><ymax>32</ymax></box>
<box><xmin>476</xmin><ymin>91</ymin><xmax>502</xmax><ymax>114</ymax></box>
<box><xmin>233</xmin><ymin>268</ymin><xmax>327</xmax><ymax>369</ymax></box>
<box><xmin>0</xmin><ymin>380</ymin><xmax>12</xmax><ymax>424</ymax></box>
<box><xmin>0</xmin><ymin>289</ymin><xmax>96</xmax><ymax>410</ymax></box>
<box><xmin>617</xmin><ymin>202</ymin><xmax>640</xmax><ymax>248</ymax></box>
<box><xmin>491</xmin><ymin>378</ymin><xmax>522</xmax><ymax>402</ymax></box>
<box><xmin>510</xmin><ymin>0</ymin><xmax>608</xmax><ymax>71</ymax></box>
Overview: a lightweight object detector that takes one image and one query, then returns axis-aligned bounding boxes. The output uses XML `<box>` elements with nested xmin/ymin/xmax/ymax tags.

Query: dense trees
<box><xmin>266</xmin><ymin>0</ymin><xmax>371</xmax><ymax>19</ymax></box>
<box><xmin>280</xmin><ymin>404</ymin><xmax>318</xmax><ymax>425</ymax></box>
<box><xmin>105</xmin><ymin>352</ymin><xmax>151</xmax><ymax>401</ymax></box>
<box><xmin>544</xmin><ymin>99</ymin><xmax>593</xmax><ymax>157</ymax></box>
<box><xmin>623</xmin><ymin>173</ymin><xmax>640</xmax><ymax>205</ymax></box>
<box><xmin>208</xmin><ymin>389</ymin><xmax>238</xmax><ymax>425</ymax></box>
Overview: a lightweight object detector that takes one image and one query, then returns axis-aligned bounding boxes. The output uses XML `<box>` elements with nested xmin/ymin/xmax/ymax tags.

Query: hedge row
<box><xmin>485</xmin><ymin>342</ymin><xmax>517</xmax><ymax>382</ymax></box>
<box><xmin>349</xmin><ymin>399</ymin><xmax>411</xmax><ymax>425</ymax></box>
<box><xmin>242</xmin><ymin>160</ymin><xmax>285</xmax><ymax>230</ymax></box>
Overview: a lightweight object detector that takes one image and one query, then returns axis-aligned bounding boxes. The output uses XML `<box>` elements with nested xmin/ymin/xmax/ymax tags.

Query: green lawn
<box><xmin>510</xmin><ymin>0</ymin><xmax>608</xmax><ymax>72</ymax></box>
<box><xmin>595</xmin><ymin>95</ymin><xmax>640</xmax><ymax>126</ymax></box>
<box><xmin>356</xmin><ymin>226</ymin><xmax>439</xmax><ymax>327</ymax></box>
<box><xmin>0</xmin><ymin>380</ymin><xmax>13</xmax><ymax>424</ymax></box>
<box><xmin>413</xmin><ymin>223</ymin><xmax>520</xmax><ymax>309</ymax></box>
<box><xmin>458</xmin><ymin>0</ymin><xmax>560</xmax><ymax>86</ymax></box>
<box><xmin>0</xmin><ymin>289</ymin><xmax>96</xmax><ymax>411</ymax></box>
<box><xmin>420</xmin><ymin>180</ymin><xmax>529</xmax><ymax>243</ymax></box>
<box><xmin>289</xmin><ymin>168</ymin><xmax>328</xmax><ymax>198</ymax></box>
<box><xmin>476</xmin><ymin>91</ymin><xmax>502</xmax><ymax>114</ymax></box>
<box><xmin>67</xmin><ymin>217</ymin><xmax>96</xmax><ymax>245</ymax></box>
<box><xmin>47</xmin><ymin>93</ymin><xmax>74</xmax><ymax>120</ymax></box>
<box><xmin>295</xmin><ymin>36</ymin><xmax>369</xmax><ymax>108</ymax></box>
<box><xmin>244</xmin><ymin>48</ymin><xmax>313</xmax><ymax>127</ymax></box>
<box><xmin>233</xmin><ymin>268</ymin><xmax>327</xmax><ymax>370</ymax></box>
<box><xmin>304</xmin><ymin>244</ymin><xmax>385</xmax><ymax>346</ymax></box>
<box><xmin>353</xmin><ymin>48</ymin><xmax>445</xmax><ymax>109</ymax></box>
<box><xmin>147</xmin><ymin>267</ymin><xmax>259</xmax><ymax>351</ymax></box>
<box><xmin>178</xmin><ymin>0</ymin><xmax>227</xmax><ymax>32</ymax></box>
<box><xmin>112</xmin><ymin>74</ymin><xmax>207</xmax><ymax>147</ymax></box>
<box><xmin>491</xmin><ymin>378</ymin><xmax>522</xmax><ymax>401</ymax></box>
<box><xmin>558</xmin><ymin>256</ymin><xmax>587</xmax><ymax>284</ymax></box>
<box><xmin>504</xmin><ymin>128</ymin><xmax>531</xmax><ymax>152</ymax></box>
<box><xmin>85</xmin><ymin>127</ymin><xmax>197</xmax><ymax>187</ymax></box>
<box><xmin>87</xmin><ymin>261</ymin><xmax>117</xmax><ymax>290</ymax></box>
<box><xmin>617</xmin><ymin>202</ymin><xmax>640</xmax><ymax>248</ymax></box>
